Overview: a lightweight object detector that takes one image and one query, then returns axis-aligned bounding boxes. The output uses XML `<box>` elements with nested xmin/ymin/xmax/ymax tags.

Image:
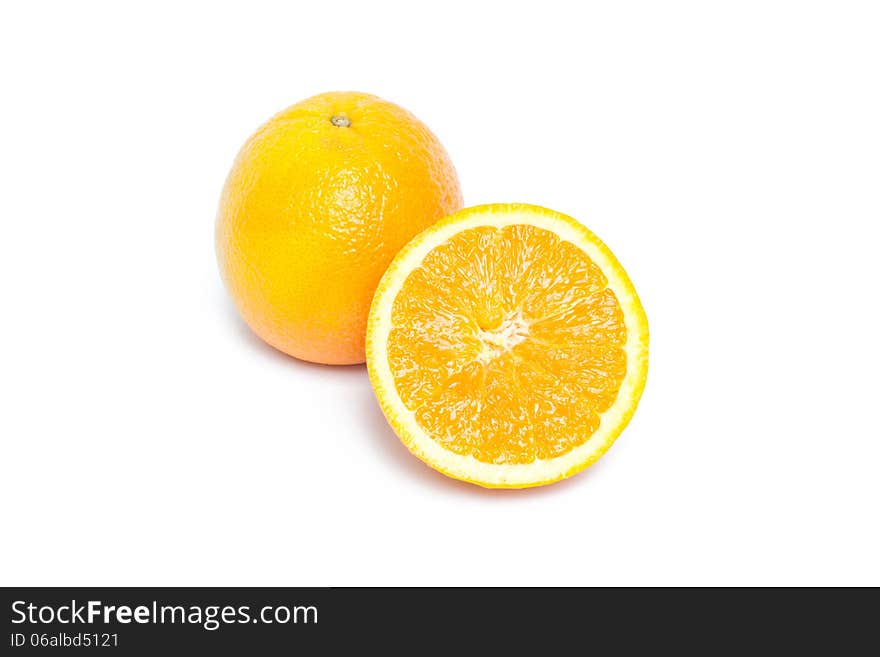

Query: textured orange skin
<box><xmin>216</xmin><ymin>92</ymin><xmax>463</xmax><ymax>364</ymax></box>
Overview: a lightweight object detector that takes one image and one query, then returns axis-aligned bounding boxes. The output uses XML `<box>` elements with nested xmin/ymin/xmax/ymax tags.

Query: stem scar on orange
<box><xmin>216</xmin><ymin>91</ymin><xmax>463</xmax><ymax>365</ymax></box>
<box><xmin>367</xmin><ymin>204</ymin><xmax>649</xmax><ymax>488</ymax></box>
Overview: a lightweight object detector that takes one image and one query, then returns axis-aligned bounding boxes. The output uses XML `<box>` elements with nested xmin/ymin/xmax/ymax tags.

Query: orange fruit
<box><xmin>216</xmin><ymin>91</ymin><xmax>462</xmax><ymax>364</ymax></box>
<box><xmin>367</xmin><ymin>204</ymin><xmax>649</xmax><ymax>488</ymax></box>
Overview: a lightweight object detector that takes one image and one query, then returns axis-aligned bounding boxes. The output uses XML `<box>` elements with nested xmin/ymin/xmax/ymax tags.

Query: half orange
<box><xmin>367</xmin><ymin>204</ymin><xmax>649</xmax><ymax>488</ymax></box>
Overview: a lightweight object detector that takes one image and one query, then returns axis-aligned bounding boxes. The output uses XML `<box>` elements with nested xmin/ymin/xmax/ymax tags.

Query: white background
<box><xmin>2</xmin><ymin>1</ymin><xmax>878</xmax><ymax>586</ymax></box>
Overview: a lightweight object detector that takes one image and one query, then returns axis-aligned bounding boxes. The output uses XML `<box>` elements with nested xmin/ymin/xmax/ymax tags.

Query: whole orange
<box><xmin>216</xmin><ymin>91</ymin><xmax>462</xmax><ymax>364</ymax></box>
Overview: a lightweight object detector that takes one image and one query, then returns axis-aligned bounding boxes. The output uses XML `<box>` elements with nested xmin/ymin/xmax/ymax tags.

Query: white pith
<box><xmin>367</xmin><ymin>205</ymin><xmax>649</xmax><ymax>488</ymax></box>
<box><xmin>475</xmin><ymin>311</ymin><xmax>529</xmax><ymax>363</ymax></box>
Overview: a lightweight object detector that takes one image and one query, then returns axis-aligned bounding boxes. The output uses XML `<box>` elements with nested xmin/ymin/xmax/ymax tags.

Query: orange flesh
<box><xmin>387</xmin><ymin>224</ymin><xmax>628</xmax><ymax>465</ymax></box>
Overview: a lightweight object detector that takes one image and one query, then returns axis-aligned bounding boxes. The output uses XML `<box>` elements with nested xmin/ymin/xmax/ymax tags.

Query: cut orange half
<box><xmin>366</xmin><ymin>204</ymin><xmax>649</xmax><ymax>488</ymax></box>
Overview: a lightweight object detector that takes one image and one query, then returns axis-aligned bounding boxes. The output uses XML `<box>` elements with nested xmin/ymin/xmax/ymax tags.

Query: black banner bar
<box><xmin>1</xmin><ymin>587</ymin><xmax>874</xmax><ymax>653</ymax></box>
